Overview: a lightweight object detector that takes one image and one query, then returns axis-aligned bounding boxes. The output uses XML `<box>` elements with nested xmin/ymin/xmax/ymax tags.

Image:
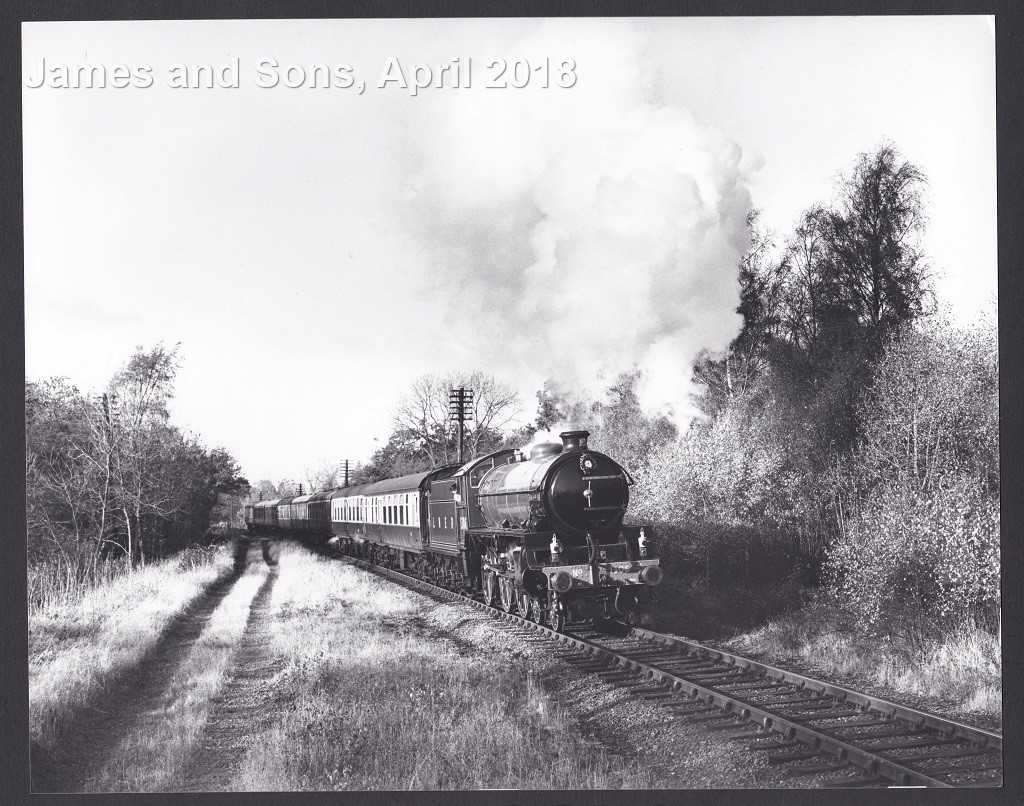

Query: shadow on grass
<box><xmin>649</xmin><ymin>577</ymin><xmax>809</xmax><ymax>641</ymax></box>
<box><xmin>31</xmin><ymin>565</ymin><xmax>247</xmax><ymax>793</ymax></box>
<box><xmin>177</xmin><ymin>568</ymin><xmax>284</xmax><ymax>791</ymax></box>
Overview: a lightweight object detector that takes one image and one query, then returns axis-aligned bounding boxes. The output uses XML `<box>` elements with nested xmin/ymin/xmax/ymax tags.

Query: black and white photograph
<box><xmin>21</xmin><ymin>12</ymin><xmax>1005</xmax><ymax>793</ymax></box>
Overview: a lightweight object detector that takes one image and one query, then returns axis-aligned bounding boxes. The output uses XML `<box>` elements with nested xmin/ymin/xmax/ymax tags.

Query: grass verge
<box><xmin>29</xmin><ymin>544</ymin><xmax>233</xmax><ymax>756</ymax></box>
<box><xmin>81</xmin><ymin>569</ymin><xmax>269</xmax><ymax>791</ymax></box>
<box><xmin>722</xmin><ymin>600</ymin><xmax>1001</xmax><ymax>719</ymax></box>
<box><xmin>230</xmin><ymin>544</ymin><xmax>655</xmax><ymax>790</ymax></box>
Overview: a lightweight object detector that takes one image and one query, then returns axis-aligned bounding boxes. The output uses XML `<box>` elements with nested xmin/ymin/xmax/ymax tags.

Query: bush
<box><xmin>828</xmin><ymin>480</ymin><xmax>998</xmax><ymax>634</ymax></box>
<box><xmin>827</xmin><ymin>312</ymin><xmax>999</xmax><ymax>633</ymax></box>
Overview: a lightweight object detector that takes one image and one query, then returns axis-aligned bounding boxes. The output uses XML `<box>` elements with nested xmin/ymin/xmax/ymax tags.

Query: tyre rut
<box><xmin>177</xmin><ymin>566</ymin><xmax>286</xmax><ymax>791</ymax></box>
<box><xmin>31</xmin><ymin>567</ymin><xmax>247</xmax><ymax>793</ymax></box>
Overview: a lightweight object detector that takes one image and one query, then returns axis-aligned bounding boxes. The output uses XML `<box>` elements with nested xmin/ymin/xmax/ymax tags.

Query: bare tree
<box><xmin>105</xmin><ymin>344</ymin><xmax>182</xmax><ymax>567</ymax></box>
<box><xmin>304</xmin><ymin>462</ymin><xmax>340</xmax><ymax>493</ymax></box>
<box><xmin>392</xmin><ymin>371</ymin><xmax>522</xmax><ymax>466</ymax></box>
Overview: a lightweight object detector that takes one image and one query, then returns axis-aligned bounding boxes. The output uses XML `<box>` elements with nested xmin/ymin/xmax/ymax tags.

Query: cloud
<box><xmin>401</xmin><ymin>22</ymin><xmax>755</xmax><ymax>424</ymax></box>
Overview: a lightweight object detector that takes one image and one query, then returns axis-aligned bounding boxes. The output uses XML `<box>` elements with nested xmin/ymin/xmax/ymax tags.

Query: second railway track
<box><xmin>333</xmin><ymin>550</ymin><xmax>1002</xmax><ymax>789</ymax></box>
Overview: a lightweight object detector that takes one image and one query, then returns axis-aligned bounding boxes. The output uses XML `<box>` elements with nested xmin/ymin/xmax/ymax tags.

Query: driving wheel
<box><xmin>499</xmin><ymin>577</ymin><xmax>515</xmax><ymax>612</ymax></box>
<box><xmin>483</xmin><ymin>569</ymin><xmax>497</xmax><ymax>607</ymax></box>
<box><xmin>518</xmin><ymin>591</ymin><xmax>533</xmax><ymax>620</ymax></box>
<box><xmin>549</xmin><ymin>599</ymin><xmax>567</xmax><ymax>633</ymax></box>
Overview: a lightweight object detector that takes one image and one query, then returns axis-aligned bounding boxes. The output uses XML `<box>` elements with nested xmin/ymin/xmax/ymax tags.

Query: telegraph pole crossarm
<box><xmin>448</xmin><ymin>386</ymin><xmax>474</xmax><ymax>465</ymax></box>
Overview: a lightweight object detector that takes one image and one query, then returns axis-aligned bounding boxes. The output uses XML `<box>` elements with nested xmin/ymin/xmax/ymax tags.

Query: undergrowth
<box><xmin>725</xmin><ymin>599</ymin><xmax>1001</xmax><ymax>716</ymax></box>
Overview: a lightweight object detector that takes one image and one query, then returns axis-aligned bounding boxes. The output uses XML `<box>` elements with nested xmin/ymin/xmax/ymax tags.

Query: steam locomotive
<box><xmin>243</xmin><ymin>430</ymin><xmax>662</xmax><ymax>631</ymax></box>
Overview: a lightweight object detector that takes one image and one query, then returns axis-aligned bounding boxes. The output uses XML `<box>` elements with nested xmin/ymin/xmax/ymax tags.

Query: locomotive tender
<box><xmin>244</xmin><ymin>430</ymin><xmax>662</xmax><ymax>631</ymax></box>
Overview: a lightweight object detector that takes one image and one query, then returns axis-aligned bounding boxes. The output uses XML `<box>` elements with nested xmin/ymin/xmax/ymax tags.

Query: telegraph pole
<box><xmin>448</xmin><ymin>386</ymin><xmax>474</xmax><ymax>464</ymax></box>
<box><xmin>340</xmin><ymin>460</ymin><xmax>351</xmax><ymax>488</ymax></box>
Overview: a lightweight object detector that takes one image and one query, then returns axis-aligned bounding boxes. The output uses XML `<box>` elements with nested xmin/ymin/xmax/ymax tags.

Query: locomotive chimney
<box><xmin>559</xmin><ymin>430</ymin><xmax>590</xmax><ymax>451</ymax></box>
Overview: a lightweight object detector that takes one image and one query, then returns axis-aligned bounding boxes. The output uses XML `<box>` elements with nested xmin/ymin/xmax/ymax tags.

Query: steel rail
<box><xmin>334</xmin><ymin>553</ymin><xmax>1001</xmax><ymax>789</ymax></box>
<box><xmin>626</xmin><ymin>626</ymin><xmax>1002</xmax><ymax>753</ymax></box>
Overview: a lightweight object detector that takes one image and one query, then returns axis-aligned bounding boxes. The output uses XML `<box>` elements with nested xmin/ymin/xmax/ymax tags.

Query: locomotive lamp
<box><xmin>638</xmin><ymin>527</ymin><xmax>648</xmax><ymax>558</ymax></box>
<box><xmin>550</xmin><ymin>534</ymin><xmax>563</xmax><ymax>562</ymax></box>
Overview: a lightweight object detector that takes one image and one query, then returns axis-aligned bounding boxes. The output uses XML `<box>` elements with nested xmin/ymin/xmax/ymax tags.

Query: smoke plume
<box><xmin>406</xmin><ymin>23</ymin><xmax>757</xmax><ymax>425</ymax></box>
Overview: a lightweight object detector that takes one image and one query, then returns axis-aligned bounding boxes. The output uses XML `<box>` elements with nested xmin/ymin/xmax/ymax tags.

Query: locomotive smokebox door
<box><xmin>545</xmin><ymin>438</ymin><xmax>629</xmax><ymax>539</ymax></box>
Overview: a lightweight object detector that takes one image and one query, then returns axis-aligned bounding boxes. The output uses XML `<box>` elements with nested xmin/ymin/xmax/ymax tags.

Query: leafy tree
<box><xmin>249</xmin><ymin>479</ymin><xmax>282</xmax><ymax>502</ymax></box>
<box><xmin>26</xmin><ymin>344</ymin><xmax>247</xmax><ymax>577</ymax></box>
<box><xmin>534</xmin><ymin>381</ymin><xmax>595</xmax><ymax>433</ymax></box>
<box><xmin>275</xmin><ymin>478</ymin><xmax>300</xmax><ymax>497</ymax></box>
<box><xmin>818</xmin><ymin>144</ymin><xmax>930</xmax><ymax>346</ymax></box>
<box><xmin>648</xmin><ymin>145</ymin><xmax>939</xmax><ymax>591</ymax></box>
<box><xmin>353</xmin><ymin>429</ymin><xmax>434</xmax><ymax>483</ymax></box>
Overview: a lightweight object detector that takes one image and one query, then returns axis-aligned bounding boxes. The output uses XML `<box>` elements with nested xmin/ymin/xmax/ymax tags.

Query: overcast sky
<box><xmin>23</xmin><ymin>17</ymin><xmax>996</xmax><ymax>483</ymax></box>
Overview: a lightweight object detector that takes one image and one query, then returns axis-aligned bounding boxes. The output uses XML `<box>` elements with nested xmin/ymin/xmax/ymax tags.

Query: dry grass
<box><xmin>28</xmin><ymin>559</ymin><xmax>126</xmax><ymax>614</ymax></box>
<box><xmin>726</xmin><ymin>602</ymin><xmax>1001</xmax><ymax>716</ymax></box>
<box><xmin>28</xmin><ymin>545</ymin><xmax>224</xmax><ymax>614</ymax></box>
<box><xmin>81</xmin><ymin>570</ymin><xmax>268</xmax><ymax>792</ymax></box>
<box><xmin>29</xmin><ymin>544</ymin><xmax>233</xmax><ymax>754</ymax></box>
<box><xmin>231</xmin><ymin>544</ymin><xmax>654</xmax><ymax>790</ymax></box>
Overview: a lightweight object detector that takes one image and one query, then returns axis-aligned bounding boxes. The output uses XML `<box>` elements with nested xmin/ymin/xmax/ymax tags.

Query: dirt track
<box><xmin>32</xmin><ymin>547</ymin><xmax>284</xmax><ymax>794</ymax></box>
<box><xmin>178</xmin><ymin>567</ymin><xmax>285</xmax><ymax>790</ymax></box>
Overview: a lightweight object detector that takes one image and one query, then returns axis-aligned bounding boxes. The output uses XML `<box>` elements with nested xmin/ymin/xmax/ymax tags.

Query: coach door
<box><xmin>427</xmin><ymin>478</ymin><xmax>460</xmax><ymax>552</ymax></box>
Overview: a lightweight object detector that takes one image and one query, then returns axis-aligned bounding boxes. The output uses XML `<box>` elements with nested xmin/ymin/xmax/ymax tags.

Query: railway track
<box><xmin>334</xmin><ymin>552</ymin><xmax>1002</xmax><ymax>789</ymax></box>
